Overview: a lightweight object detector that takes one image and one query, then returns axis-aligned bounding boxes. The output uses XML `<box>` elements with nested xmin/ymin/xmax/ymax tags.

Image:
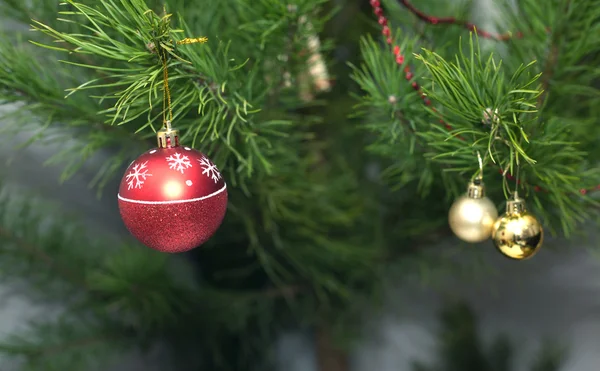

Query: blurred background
<box><xmin>1</xmin><ymin>0</ymin><xmax>600</xmax><ymax>370</ymax></box>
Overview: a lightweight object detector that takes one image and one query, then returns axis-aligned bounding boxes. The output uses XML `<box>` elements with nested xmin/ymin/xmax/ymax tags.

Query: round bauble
<box><xmin>449</xmin><ymin>181</ymin><xmax>498</xmax><ymax>243</ymax></box>
<box><xmin>492</xmin><ymin>197</ymin><xmax>543</xmax><ymax>260</ymax></box>
<box><xmin>117</xmin><ymin>145</ymin><xmax>227</xmax><ymax>253</ymax></box>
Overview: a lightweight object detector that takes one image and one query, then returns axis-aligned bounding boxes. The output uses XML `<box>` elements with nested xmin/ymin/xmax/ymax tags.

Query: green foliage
<box><xmin>412</xmin><ymin>302</ymin><xmax>569</xmax><ymax>371</ymax></box>
<box><xmin>413</xmin><ymin>36</ymin><xmax>600</xmax><ymax>234</ymax></box>
<box><xmin>0</xmin><ymin>0</ymin><xmax>599</xmax><ymax>369</ymax></box>
<box><xmin>0</xmin><ymin>0</ymin><xmax>382</xmax><ymax>368</ymax></box>
<box><xmin>0</xmin><ymin>319</ymin><xmax>132</xmax><ymax>371</ymax></box>
<box><xmin>0</xmin><ymin>26</ymin><xmax>146</xmax><ymax>190</ymax></box>
<box><xmin>352</xmin><ymin>0</ymin><xmax>600</xmax><ymax>235</ymax></box>
<box><xmin>350</xmin><ymin>31</ymin><xmax>434</xmax><ymax>193</ymax></box>
<box><xmin>0</xmin><ymin>185</ymin><xmax>315</xmax><ymax>369</ymax></box>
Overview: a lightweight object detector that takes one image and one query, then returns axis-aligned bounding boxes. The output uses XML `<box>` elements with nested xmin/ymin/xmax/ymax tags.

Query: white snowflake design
<box><xmin>125</xmin><ymin>161</ymin><xmax>152</xmax><ymax>190</ymax></box>
<box><xmin>198</xmin><ymin>156</ymin><xmax>222</xmax><ymax>183</ymax></box>
<box><xmin>166</xmin><ymin>152</ymin><xmax>192</xmax><ymax>174</ymax></box>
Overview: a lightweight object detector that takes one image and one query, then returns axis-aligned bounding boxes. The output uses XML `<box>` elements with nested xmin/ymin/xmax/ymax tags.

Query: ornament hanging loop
<box><xmin>506</xmin><ymin>195</ymin><xmax>526</xmax><ymax>214</ymax></box>
<box><xmin>466</xmin><ymin>151</ymin><xmax>487</xmax><ymax>198</ymax></box>
<box><xmin>473</xmin><ymin>151</ymin><xmax>484</xmax><ymax>183</ymax></box>
<box><xmin>466</xmin><ymin>181</ymin><xmax>485</xmax><ymax>198</ymax></box>
<box><xmin>157</xmin><ymin>120</ymin><xmax>179</xmax><ymax>148</ymax></box>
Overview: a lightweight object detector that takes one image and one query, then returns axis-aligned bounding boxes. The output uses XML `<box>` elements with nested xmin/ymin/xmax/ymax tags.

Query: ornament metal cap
<box><xmin>466</xmin><ymin>179</ymin><xmax>485</xmax><ymax>199</ymax></box>
<box><xmin>157</xmin><ymin>120</ymin><xmax>180</xmax><ymax>148</ymax></box>
<box><xmin>506</xmin><ymin>195</ymin><xmax>527</xmax><ymax>214</ymax></box>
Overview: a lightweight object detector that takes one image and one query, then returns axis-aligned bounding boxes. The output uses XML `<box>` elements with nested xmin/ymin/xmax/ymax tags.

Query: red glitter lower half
<box><xmin>118</xmin><ymin>191</ymin><xmax>227</xmax><ymax>253</ymax></box>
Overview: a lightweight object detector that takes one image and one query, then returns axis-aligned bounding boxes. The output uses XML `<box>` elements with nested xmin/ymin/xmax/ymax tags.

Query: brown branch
<box><xmin>250</xmin><ymin>284</ymin><xmax>305</xmax><ymax>299</ymax></box>
<box><xmin>538</xmin><ymin>45</ymin><xmax>558</xmax><ymax>108</ymax></box>
<box><xmin>32</xmin><ymin>336</ymin><xmax>109</xmax><ymax>357</ymax></box>
<box><xmin>395</xmin><ymin>0</ymin><xmax>523</xmax><ymax>41</ymax></box>
<box><xmin>316</xmin><ymin>326</ymin><xmax>349</xmax><ymax>371</ymax></box>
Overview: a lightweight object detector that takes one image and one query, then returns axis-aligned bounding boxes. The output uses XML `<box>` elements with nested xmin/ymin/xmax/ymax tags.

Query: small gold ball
<box><xmin>492</xmin><ymin>212</ymin><xmax>543</xmax><ymax>260</ymax></box>
<box><xmin>449</xmin><ymin>195</ymin><xmax>499</xmax><ymax>243</ymax></box>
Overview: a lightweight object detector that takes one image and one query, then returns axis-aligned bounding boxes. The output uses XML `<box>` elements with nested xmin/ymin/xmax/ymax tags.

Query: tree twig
<box><xmin>315</xmin><ymin>326</ymin><xmax>349</xmax><ymax>371</ymax></box>
<box><xmin>252</xmin><ymin>284</ymin><xmax>305</xmax><ymax>298</ymax></box>
<box><xmin>30</xmin><ymin>336</ymin><xmax>109</xmax><ymax>357</ymax></box>
<box><xmin>396</xmin><ymin>0</ymin><xmax>524</xmax><ymax>41</ymax></box>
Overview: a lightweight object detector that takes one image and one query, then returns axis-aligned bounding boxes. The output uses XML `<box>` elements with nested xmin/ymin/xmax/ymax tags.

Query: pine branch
<box><xmin>536</xmin><ymin>0</ymin><xmax>573</xmax><ymax>108</ymax></box>
<box><xmin>415</xmin><ymin>35</ymin><xmax>542</xmax><ymax>166</ymax></box>
<box><xmin>13</xmin><ymin>336</ymin><xmax>109</xmax><ymax>358</ymax></box>
<box><xmin>25</xmin><ymin>0</ymin><xmax>304</xmax><ymax>183</ymax></box>
<box><xmin>358</xmin><ymin>2</ymin><xmax>600</xmax><ymax>235</ymax></box>
<box><xmin>258</xmin><ymin>284</ymin><xmax>304</xmax><ymax>298</ymax></box>
<box><xmin>412</xmin><ymin>301</ymin><xmax>569</xmax><ymax>371</ymax></box>
<box><xmin>0</xmin><ymin>185</ymin><xmax>322</xmax><ymax>368</ymax></box>
<box><xmin>0</xmin><ymin>35</ymin><xmax>150</xmax><ymax>190</ymax></box>
<box><xmin>316</xmin><ymin>326</ymin><xmax>349</xmax><ymax>371</ymax></box>
<box><xmin>0</xmin><ymin>225</ymin><xmax>87</xmax><ymax>289</ymax></box>
<box><xmin>0</xmin><ymin>317</ymin><xmax>131</xmax><ymax>371</ymax></box>
<box><xmin>415</xmin><ymin>38</ymin><xmax>600</xmax><ymax>234</ymax></box>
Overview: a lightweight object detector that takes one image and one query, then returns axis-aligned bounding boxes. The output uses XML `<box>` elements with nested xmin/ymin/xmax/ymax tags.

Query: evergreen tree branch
<box><xmin>258</xmin><ymin>284</ymin><xmax>304</xmax><ymax>298</ymax></box>
<box><xmin>0</xmin><ymin>318</ymin><xmax>132</xmax><ymax>371</ymax></box>
<box><xmin>1</xmin><ymin>0</ymin><xmax>597</xmax><ymax>368</ymax></box>
<box><xmin>415</xmin><ymin>39</ymin><xmax>600</xmax><ymax>234</ymax></box>
<box><xmin>24</xmin><ymin>0</ymin><xmax>314</xmax><ymax>184</ymax></box>
<box><xmin>0</xmin><ymin>34</ymin><xmax>150</xmax><ymax>190</ymax></box>
<box><xmin>0</xmin><ymin>188</ymin><xmax>99</xmax><ymax>302</ymax></box>
<box><xmin>358</xmin><ymin>1</ymin><xmax>600</xmax><ymax>236</ymax></box>
<box><xmin>0</xmin><ymin>225</ymin><xmax>87</xmax><ymax>289</ymax></box>
<box><xmin>7</xmin><ymin>335</ymin><xmax>109</xmax><ymax>358</ymax></box>
<box><xmin>536</xmin><ymin>0</ymin><xmax>573</xmax><ymax>108</ymax></box>
<box><xmin>412</xmin><ymin>301</ymin><xmax>569</xmax><ymax>371</ymax></box>
<box><xmin>529</xmin><ymin>340</ymin><xmax>569</xmax><ymax>371</ymax></box>
<box><xmin>0</xmin><ymin>184</ymin><xmax>323</xmax><ymax>368</ymax></box>
<box><xmin>6</xmin><ymin>0</ymin><xmax>382</xmax><ymax>340</ymax></box>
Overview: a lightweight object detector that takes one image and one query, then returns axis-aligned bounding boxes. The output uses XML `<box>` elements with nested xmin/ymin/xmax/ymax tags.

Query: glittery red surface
<box><xmin>117</xmin><ymin>146</ymin><xmax>227</xmax><ymax>253</ymax></box>
<box><xmin>118</xmin><ymin>191</ymin><xmax>227</xmax><ymax>253</ymax></box>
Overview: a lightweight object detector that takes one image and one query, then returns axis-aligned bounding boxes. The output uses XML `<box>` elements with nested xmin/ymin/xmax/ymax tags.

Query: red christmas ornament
<box><xmin>117</xmin><ymin>122</ymin><xmax>227</xmax><ymax>253</ymax></box>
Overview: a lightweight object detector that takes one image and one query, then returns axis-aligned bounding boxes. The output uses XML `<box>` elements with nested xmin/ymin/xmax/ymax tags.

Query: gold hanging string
<box><xmin>161</xmin><ymin>48</ymin><xmax>173</xmax><ymax>124</ymax></box>
<box><xmin>159</xmin><ymin>37</ymin><xmax>208</xmax><ymax>127</ymax></box>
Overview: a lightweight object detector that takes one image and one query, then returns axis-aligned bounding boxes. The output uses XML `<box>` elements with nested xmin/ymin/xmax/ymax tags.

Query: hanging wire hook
<box><xmin>476</xmin><ymin>151</ymin><xmax>484</xmax><ymax>179</ymax></box>
<box><xmin>499</xmin><ymin>163</ymin><xmax>513</xmax><ymax>199</ymax></box>
<box><xmin>514</xmin><ymin>167</ymin><xmax>520</xmax><ymax>199</ymax></box>
<box><xmin>472</xmin><ymin>151</ymin><xmax>484</xmax><ymax>183</ymax></box>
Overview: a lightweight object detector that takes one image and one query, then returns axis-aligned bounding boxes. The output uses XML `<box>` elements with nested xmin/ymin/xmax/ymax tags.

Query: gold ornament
<box><xmin>492</xmin><ymin>196</ymin><xmax>543</xmax><ymax>260</ymax></box>
<box><xmin>449</xmin><ymin>180</ymin><xmax>499</xmax><ymax>243</ymax></box>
